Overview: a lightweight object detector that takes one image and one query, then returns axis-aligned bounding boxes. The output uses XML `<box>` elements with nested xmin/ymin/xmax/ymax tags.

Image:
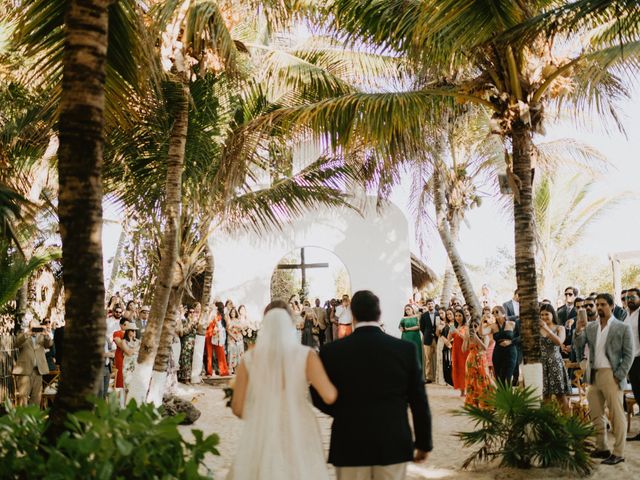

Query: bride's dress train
<box><xmin>226</xmin><ymin>309</ymin><xmax>330</xmax><ymax>480</ymax></box>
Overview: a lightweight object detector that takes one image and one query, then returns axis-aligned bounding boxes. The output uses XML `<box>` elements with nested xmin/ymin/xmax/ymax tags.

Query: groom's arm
<box><xmin>310</xmin><ymin>346</ymin><xmax>336</xmax><ymax>416</ymax></box>
<box><xmin>406</xmin><ymin>344</ymin><xmax>433</xmax><ymax>452</ymax></box>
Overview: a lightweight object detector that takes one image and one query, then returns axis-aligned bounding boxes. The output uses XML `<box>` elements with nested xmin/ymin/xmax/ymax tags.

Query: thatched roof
<box><xmin>410</xmin><ymin>254</ymin><xmax>437</xmax><ymax>289</ymax></box>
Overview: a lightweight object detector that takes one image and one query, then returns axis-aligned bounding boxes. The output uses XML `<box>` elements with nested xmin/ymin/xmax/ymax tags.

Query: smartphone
<box><xmin>577</xmin><ymin>309</ymin><xmax>587</xmax><ymax>323</ymax></box>
<box><xmin>31</xmin><ymin>327</ymin><xmax>44</xmax><ymax>332</ymax></box>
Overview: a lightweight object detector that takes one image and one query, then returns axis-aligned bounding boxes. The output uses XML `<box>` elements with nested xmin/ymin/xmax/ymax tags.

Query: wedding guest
<box><xmin>434</xmin><ymin>313</ymin><xmax>447</xmax><ymax>386</ymax></box>
<box><xmin>442</xmin><ymin>309</ymin><xmax>455</xmax><ymax>386</ymax></box>
<box><xmin>490</xmin><ymin>305</ymin><xmax>519</xmax><ymax>386</ymax></box>
<box><xmin>503</xmin><ymin>289</ymin><xmax>519</xmax><ymax>321</ymax></box>
<box><xmin>135</xmin><ymin>305</ymin><xmax>150</xmax><ymax>339</ymax></box>
<box><xmin>112</xmin><ymin>318</ymin><xmax>128</xmax><ymax>389</ymax></box>
<box><xmin>211</xmin><ymin>304</ymin><xmax>230</xmax><ymax>376</ymax></box>
<box><xmin>400</xmin><ymin>305</ymin><xmax>423</xmax><ymax>377</ymax></box>
<box><xmin>462</xmin><ymin>304</ymin><xmax>472</xmax><ymax>324</ymax></box>
<box><xmin>178</xmin><ymin>306</ymin><xmax>198</xmax><ymax>383</ymax></box>
<box><xmin>419</xmin><ymin>298</ymin><xmax>438</xmax><ymax>383</ymax></box>
<box><xmin>335</xmin><ymin>294</ymin><xmax>353</xmax><ymax>338</ymax></box>
<box><xmin>539</xmin><ymin>304</ymin><xmax>571</xmax><ymax>413</ymax></box>
<box><xmin>204</xmin><ymin>304</ymin><xmax>219</xmax><ymax>377</ymax></box>
<box><xmin>313</xmin><ymin>298</ymin><xmax>328</xmax><ymax>346</ymax></box>
<box><xmin>558</xmin><ymin>286</ymin><xmax>578</xmax><ymax>327</ymax></box>
<box><xmin>301</xmin><ymin>308</ymin><xmax>319</xmax><ymax>350</ymax></box>
<box><xmin>479</xmin><ymin>284</ymin><xmax>496</xmax><ymax>308</ymax></box>
<box><xmin>464</xmin><ymin>317</ymin><xmax>491</xmax><ymax>408</ymax></box>
<box><xmin>481</xmin><ymin>306</ymin><xmax>496</xmax><ymax>377</ymax></box>
<box><xmin>449</xmin><ymin>308</ymin><xmax>469</xmax><ymax>397</ymax></box>
<box><xmin>329</xmin><ymin>298</ymin><xmax>339</xmax><ymax>342</ymax></box>
<box><xmin>122</xmin><ymin>322</ymin><xmax>140</xmax><ymax>394</ymax></box>
<box><xmin>123</xmin><ymin>300</ymin><xmax>139</xmax><ymax>322</ymax></box>
<box><xmin>13</xmin><ymin>320</ymin><xmax>53</xmax><ymax>405</ymax></box>
<box><xmin>226</xmin><ymin>308</ymin><xmax>244</xmax><ymax>374</ymax></box>
<box><xmin>573</xmin><ymin>293</ymin><xmax>634</xmax><ymax>465</ymax></box>
<box><xmin>623</xmin><ymin>288</ymin><xmax>640</xmax><ymax>441</ymax></box>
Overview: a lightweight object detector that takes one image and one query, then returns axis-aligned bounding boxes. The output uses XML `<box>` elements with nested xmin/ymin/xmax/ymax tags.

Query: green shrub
<box><xmin>456</xmin><ymin>381</ymin><xmax>595</xmax><ymax>475</ymax></box>
<box><xmin>0</xmin><ymin>396</ymin><xmax>219</xmax><ymax>479</ymax></box>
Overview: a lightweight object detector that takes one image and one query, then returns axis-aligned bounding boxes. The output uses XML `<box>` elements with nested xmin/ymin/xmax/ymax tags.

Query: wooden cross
<box><xmin>277</xmin><ymin>247</ymin><xmax>329</xmax><ymax>297</ymax></box>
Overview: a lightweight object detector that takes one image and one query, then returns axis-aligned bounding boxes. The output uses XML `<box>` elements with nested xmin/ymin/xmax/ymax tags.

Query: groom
<box><xmin>311</xmin><ymin>290</ymin><xmax>432</xmax><ymax>480</ymax></box>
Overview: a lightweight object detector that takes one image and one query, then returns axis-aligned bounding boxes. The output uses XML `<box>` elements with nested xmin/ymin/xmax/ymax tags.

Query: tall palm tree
<box><xmin>12</xmin><ymin>0</ymin><xmax>144</xmax><ymax>438</ymax></box>
<box><xmin>230</xmin><ymin>1</ymin><xmax>640</xmax><ymax>366</ymax></box>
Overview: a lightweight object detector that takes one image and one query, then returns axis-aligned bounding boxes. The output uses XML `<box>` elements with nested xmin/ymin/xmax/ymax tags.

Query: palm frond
<box><xmin>0</xmin><ymin>246</ymin><xmax>61</xmax><ymax>308</ymax></box>
<box><xmin>184</xmin><ymin>0</ymin><xmax>241</xmax><ymax>74</ymax></box>
<box><xmin>224</xmin><ymin>155</ymin><xmax>360</xmax><ymax>234</ymax></box>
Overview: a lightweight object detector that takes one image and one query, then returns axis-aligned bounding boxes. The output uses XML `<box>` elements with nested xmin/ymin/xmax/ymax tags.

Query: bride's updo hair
<box><xmin>351</xmin><ymin>290</ymin><xmax>381</xmax><ymax>323</ymax></box>
<box><xmin>264</xmin><ymin>299</ymin><xmax>292</xmax><ymax>316</ymax></box>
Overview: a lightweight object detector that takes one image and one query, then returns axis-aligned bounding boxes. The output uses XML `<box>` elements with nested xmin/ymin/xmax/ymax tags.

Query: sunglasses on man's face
<box><xmin>585</xmin><ymin>304</ymin><xmax>595</xmax><ymax>308</ymax></box>
<box><xmin>114</xmin><ymin>311</ymin><xmax>123</xmax><ymax>315</ymax></box>
<box><xmin>565</xmin><ymin>292</ymin><xmax>574</xmax><ymax>297</ymax></box>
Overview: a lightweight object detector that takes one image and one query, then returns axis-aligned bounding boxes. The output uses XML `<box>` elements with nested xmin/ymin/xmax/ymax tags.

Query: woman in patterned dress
<box><xmin>178</xmin><ymin>307</ymin><xmax>197</xmax><ymax>383</ymax></box>
<box><xmin>481</xmin><ymin>306</ymin><xmax>496</xmax><ymax>378</ymax></box>
<box><xmin>539</xmin><ymin>303</ymin><xmax>572</xmax><ymax>413</ymax></box>
<box><xmin>122</xmin><ymin>324</ymin><xmax>140</xmax><ymax>393</ymax></box>
<box><xmin>226</xmin><ymin>307</ymin><xmax>244</xmax><ymax>374</ymax></box>
<box><xmin>464</xmin><ymin>317</ymin><xmax>492</xmax><ymax>408</ymax></box>
<box><xmin>449</xmin><ymin>308</ymin><xmax>469</xmax><ymax>396</ymax></box>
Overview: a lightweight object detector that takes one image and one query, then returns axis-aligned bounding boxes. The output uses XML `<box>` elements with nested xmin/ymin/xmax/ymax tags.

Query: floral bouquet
<box><xmin>241</xmin><ymin>319</ymin><xmax>260</xmax><ymax>346</ymax></box>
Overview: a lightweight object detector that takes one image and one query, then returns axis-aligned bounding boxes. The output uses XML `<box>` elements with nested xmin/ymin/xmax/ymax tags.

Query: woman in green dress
<box><xmin>399</xmin><ymin>304</ymin><xmax>423</xmax><ymax>376</ymax></box>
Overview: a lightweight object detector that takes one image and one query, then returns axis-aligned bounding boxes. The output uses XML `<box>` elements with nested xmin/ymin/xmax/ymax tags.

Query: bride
<box><xmin>227</xmin><ymin>307</ymin><xmax>338</xmax><ymax>479</ymax></box>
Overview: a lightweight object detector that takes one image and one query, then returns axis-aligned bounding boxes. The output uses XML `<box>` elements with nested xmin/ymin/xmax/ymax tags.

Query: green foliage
<box><xmin>0</xmin><ymin>397</ymin><xmax>220</xmax><ymax>479</ymax></box>
<box><xmin>456</xmin><ymin>382</ymin><xmax>595</xmax><ymax>475</ymax></box>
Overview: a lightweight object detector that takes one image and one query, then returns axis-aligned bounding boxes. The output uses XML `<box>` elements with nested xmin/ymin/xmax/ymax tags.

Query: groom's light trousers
<box><xmin>335</xmin><ymin>463</ymin><xmax>407</xmax><ymax>480</ymax></box>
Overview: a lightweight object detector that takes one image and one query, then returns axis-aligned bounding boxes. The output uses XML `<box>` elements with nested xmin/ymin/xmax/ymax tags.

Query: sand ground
<box><xmin>178</xmin><ymin>383</ymin><xmax>640</xmax><ymax>479</ymax></box>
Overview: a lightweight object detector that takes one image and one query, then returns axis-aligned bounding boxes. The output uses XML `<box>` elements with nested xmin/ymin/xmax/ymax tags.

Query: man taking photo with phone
<box><xmin>12</xmin><ymin>319</ymin><xmax>53</xmax><ymax>406</ymax></box>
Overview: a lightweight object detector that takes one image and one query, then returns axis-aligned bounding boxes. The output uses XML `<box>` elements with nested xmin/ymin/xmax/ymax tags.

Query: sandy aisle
<box><xmin>178</xmin><ymin>383</ymin><xmax>640</xmax><ymax>479</ymax></box>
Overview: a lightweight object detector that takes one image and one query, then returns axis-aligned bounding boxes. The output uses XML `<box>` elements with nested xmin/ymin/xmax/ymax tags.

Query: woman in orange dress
<box><xmin>464</xmin><ymin>318</ymin><xmax>492</xmax><ymax>408</ymax></box>
<box><xmin>449</xmin><ymin>308</ymin><xmax>469</xmax><ymax>397</ymax></box>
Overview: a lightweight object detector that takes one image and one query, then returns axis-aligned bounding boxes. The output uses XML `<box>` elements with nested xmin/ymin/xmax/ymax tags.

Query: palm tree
<box><xmin>534</xmin><ymin>170</ymin><xmax>626</xmax><ymax>301</ymax></box>
<box><xmin>230</xmin><ymin>1</ymin><xmax>640</xmax><ymax>366</ymax></box>
<box><xmin>12</xmin><ymin>0</ymin><xmax>144</xmax><ymax>438</ymax></box>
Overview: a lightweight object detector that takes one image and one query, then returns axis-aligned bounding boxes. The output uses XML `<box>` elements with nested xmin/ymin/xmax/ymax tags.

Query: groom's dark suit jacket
<box><xmin>311</xmin><ymin>325</ymin><xmax>432</xmax><ymax>467</ymax></box>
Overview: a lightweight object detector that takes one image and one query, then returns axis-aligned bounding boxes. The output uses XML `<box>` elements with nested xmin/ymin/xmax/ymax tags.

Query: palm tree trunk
<box><xmin>128</xmin><ymin>80</ymin><xmax>189</xmax><ymax>403</ymax></box>
<box><xmin>107</xmin><ymin>216</ymin><xmax>129</xmax><ymax>295</ymax></box>
<box><xmin>200</xmin><ymin>243</ymin><xmax>215</xmax><ymax>309</ymax></box>
<box><xmin>439</xmin><ymin>215</ymin><xmax>460</xmax><ymax>306</ymax></box>
<box><xmin>45</xmin><ymin>0</ymin><xmax>109</xmax><ymax>441</ymax></box>
<box><xmin>147</xmin><ymin>287</ymin><xmax>183</xmax><ymax>405</ymax></box>
<box><xmin>511</xmin><ymin>123</ymin><xmax>541</xmax><ymax>364</ymax></box>
<box><xmin>433</xmin><ymin>168</ymin><xmax>482</xmax><ymax>317</ymax></box>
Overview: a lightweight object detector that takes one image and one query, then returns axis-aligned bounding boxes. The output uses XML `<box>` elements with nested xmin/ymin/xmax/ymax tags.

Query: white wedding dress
<box><xmin>226</xmin><ymin>309</ymin><xmax>330</xmax><ymax>480</ymax></box>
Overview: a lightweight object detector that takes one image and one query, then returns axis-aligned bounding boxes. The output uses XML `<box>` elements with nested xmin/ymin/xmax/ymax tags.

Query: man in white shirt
<box><xmin>574</xmin><ymin>293</ymin><xmax>634</xmax><ymax>465</ymax></box>
<box><xmin>624</xmin><ymin>288</ymin><xmax>640</xmax><ymax>441</ymax></box>
<box><xmin>335</xmin><ymin>294</ymin><xmax>353</xmax><ymax>339</ymax></box>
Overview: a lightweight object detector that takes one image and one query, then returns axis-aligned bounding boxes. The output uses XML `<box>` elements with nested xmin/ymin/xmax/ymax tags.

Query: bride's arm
<box><xmin>306</xmin><ymin>350</ymin><xmax>338</xmax><ymax>405</ymax></box>
<box><xmin>231</xmin><ymin>361</ymin><xmax>248</xmax><ymax>418</ymax></box>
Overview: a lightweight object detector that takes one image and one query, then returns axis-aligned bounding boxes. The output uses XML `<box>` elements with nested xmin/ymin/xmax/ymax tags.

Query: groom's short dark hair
<box><xmin>351</xmin><ymin>290</ymin><xmax>381</xmax><ymax>322</ymax></box>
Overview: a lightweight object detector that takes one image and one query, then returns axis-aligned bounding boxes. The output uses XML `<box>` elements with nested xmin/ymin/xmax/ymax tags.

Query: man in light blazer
<box><xmin>573</xmin><ymin>293</ymin><xmax>634</xmax><ymax>466</ymax></box>
<box><xmin>13</xmin><ymin>320</ymin><xmax>54</xmax><ymax>406</ymax></box>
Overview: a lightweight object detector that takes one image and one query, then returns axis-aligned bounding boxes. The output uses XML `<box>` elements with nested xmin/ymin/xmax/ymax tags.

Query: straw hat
<box><xmin>123</xmin><ymin>321</ymin><xmax>139</xmax><ymax>330</ymax></box>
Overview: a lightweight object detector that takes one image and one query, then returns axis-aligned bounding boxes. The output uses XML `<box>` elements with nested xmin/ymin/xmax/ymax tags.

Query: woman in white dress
<box><xmin>228</xmin><ymin>308</ymin><xmax>337</xmax><ymax>480</ymax></box>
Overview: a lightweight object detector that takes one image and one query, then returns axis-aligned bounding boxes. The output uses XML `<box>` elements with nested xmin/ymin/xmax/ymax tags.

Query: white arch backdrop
<box><xmin>210</xmin><ymin>196</ymin><xmax>413</xmax><ymax>337</ymax></box>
